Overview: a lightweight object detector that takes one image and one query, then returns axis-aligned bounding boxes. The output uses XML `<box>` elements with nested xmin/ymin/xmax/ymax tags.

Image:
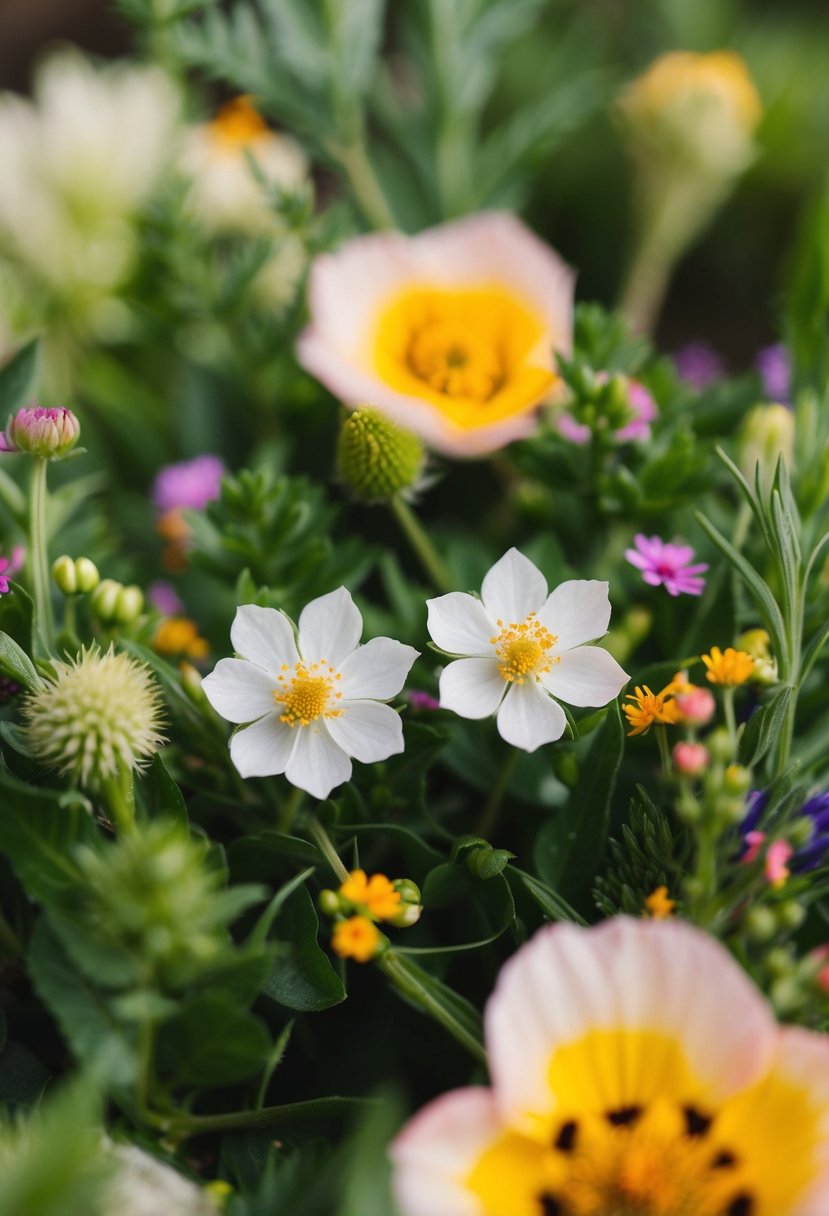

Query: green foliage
<box><xmin>594</xmin><ymin>790</ymin><xmax>691</xmax><ymax>918</ymax></box>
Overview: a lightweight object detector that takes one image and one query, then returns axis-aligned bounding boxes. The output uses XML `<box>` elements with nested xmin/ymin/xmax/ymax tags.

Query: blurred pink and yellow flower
<box><xmin>297</xmin><ymin>212</ymin><xmax>574</xmax><ymax>457</ymax></box>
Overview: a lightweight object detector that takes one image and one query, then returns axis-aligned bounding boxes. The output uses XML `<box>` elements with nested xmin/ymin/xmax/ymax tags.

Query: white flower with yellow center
<box><xmin>202</xmin><ymin>589</ymin><xmax>419</xmax><ymax>799</ymax></box>
<box><xmin>427</xmin><ymin>549</ymin><xmax>628</xmax><ymax>751</ymax></box>
<box><xmin>181</xmin><ymin>94</ymin><xmax>308</xmax><ymax>237</ymax></box>
<box><xmin>297</xmin><ymin>212</ymin><xmax>574</xmax><ymax>457</ymax></box>
<box><xmin>392</xmin><ymin>917</ymin><xmax>829</xmax><ymax>1216</ymax></box>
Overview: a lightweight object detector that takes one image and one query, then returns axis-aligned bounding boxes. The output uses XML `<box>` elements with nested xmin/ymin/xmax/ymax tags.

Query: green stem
<box><xmin>277</xmin><ymin>786</ymin><xmax>304</xmax><ymax>835</ymax></box>
<box><xmin>29</xmin><ymin>457</ymin><xmax>55</xmax><ymax>654</ymax></box>
<box><xmin>376</xmin><ymin>950</ymin><xmax>487</xmax><ymax>1064</ymax></box>
<box><xmin>690</xmin><ymin>824</ymin><xmax>719</xmax><ymax>928</ymax></box>
<box><xmin>150</xmin><ymin>1096</ymin><xmax>368</xmax><ymax>1139</ymax></box>
<box><xmin>333</xmin><ymin>139</ymin><xmax>395</xmax><ymax>230</ymax></box>
<box><xmin>389</xmin><ymin>495</ymin><xmax>453</xmax><ymax>593</ymax></box>
<box><xmin>308</xmin><ymin>814</ymin><xmax>349</xmax><ymax>884</ymax></box>
<box><xmin>722</xmin><ymin>688</ymin><xmax>737</xmax><ymax>755</ymax></box>
<box><xmin>100</xmin><ymin>769</ymin><xmax>137</xmax><ymax>836</ymax></box>
<box><xmin>655</xmin><ymin>723</ymin><xmax>672</xmax><ymax>776</ymax></box>
<box><xmin>476</xmin><ymin>749</ymin><xmax>518</xmax><ymax>839</ymax></box>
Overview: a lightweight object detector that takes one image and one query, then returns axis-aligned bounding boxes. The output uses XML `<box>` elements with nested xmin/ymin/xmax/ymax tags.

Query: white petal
<box><xmin>541</xmin><ymin>645</ymin><xmax>629</xmax><ymax>708</ymax></box>
<box><xmin>229</xmin><ymin>713</ymin><xmax>297</xmax><ymax>778</ymax></box>
<box><xmin>230</xmin><ymin>604</ymin><xmax>299</xmax><ymax>672</ymax></box>
<box><xmin>391</xmin><ymin>1088</ymin><xmax>502</xmax><ymax>1216</ymax></box>
<box><xmin>338</xmin><ymin>637</ymin><xmax>419</xmax><ymax>700</ymax></box>
<box><xmin>438</xmin><ymin>658</ymin><xmax>506</xmax><ymax>719</ymax></box>
<box><xmin>426</xmin><ymin>592</ymin><xmax>496</xmax><ymax>656</ymax></box>
<box><xmin>284</xmin><ymin>722</ymin><xmax>352</xmax><ymax>800</ymax></box>
<box><xmin>495</xmin><ymin>681</ymin><xmax>565</xmax><ymax>751</ymax></box>
<box><xmin>297</xmin><ymin>587</ymin><xmax>362</xmax><ymax>667</ymax></box>
<box><xmin>485</xmin><ymin>918</ymin><xmax>777</xmax><ymax>1136</ymax></box>
<box><xmin>326</xmin><ymin>700</ymin><xmax>404</xmax><ymax>763</ymax></box>
<box><xmin>202</xmin><ymin>658</ymin><xmax>277</xmax><ymax>724</ymax></box>
<box><xmin>536</xmin><ymin>580</ymin><xmax>611</xmax><ymax>652</ymax></box>
<box><xmin>481</xmin><ymin>549</ymin><xmax>547</xmax><ymax>625</ymax></box>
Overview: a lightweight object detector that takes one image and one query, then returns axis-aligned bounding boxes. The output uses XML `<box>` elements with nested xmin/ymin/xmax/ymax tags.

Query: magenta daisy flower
<box><xmin>625</xmin><ymin>533</ymin><xmax>708</xmax><ymax>597</ymax></box>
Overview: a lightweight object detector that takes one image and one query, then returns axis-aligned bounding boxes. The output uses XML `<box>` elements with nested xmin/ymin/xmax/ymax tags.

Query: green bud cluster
<box><xmin>52</xmin><ymin>554</ymin><xmax>100</xmax><ymax>595</ymax></box>
<box><xmin>337</xmin><ymin>407</ymin><xmax>424</xmax><ymax>503</ymax></box>
<box><xmin>90</xmin><ymin>578</ymin><xmax>144</xmax><ymax>624</ymax></box>
<box><xmin>73</xmin><ymin>819</ymin><xmax>263</xmax><ymax>993</ymax></box>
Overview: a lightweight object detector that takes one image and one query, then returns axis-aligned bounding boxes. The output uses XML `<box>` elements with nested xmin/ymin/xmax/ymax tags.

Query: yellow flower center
<box><xmin>491</xmin><ymin>614</ymin><xmax>559</xmax><ymax>684</ymax></box>
<box><xmin>208</xmin><ymin>95</ymin><xmax>270</xmax><ymax>152</ymax></box>
<box><xmin>273</xmin><ymin>660</ymin><xmax>342</xmax><ymax>727</ymax></box>
<box><xmin>373</xmin><ymin>287</ymin><xmax>557</xmax><ymax>432</ymax></box>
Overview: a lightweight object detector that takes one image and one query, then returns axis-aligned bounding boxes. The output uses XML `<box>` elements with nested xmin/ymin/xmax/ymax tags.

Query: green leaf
<box><xmin>534</xmin><ymin>700</ymin><xmax>625</xmax><ymax>904</ymax></box>
<box><xmin>0</xmin><ymin>776</ymin><xmax>96</xmax><ymax>904</ymax></box>
<box><xmin>138</xmin><ymin>753</ymin><xmax>188</xmax><ymax>824</ymax></box>
<box><xmin>0</xmin><ymin>630</ymin><xmax>42</xmax><ymax>692</ymax></box>
<box><xmin>376</xmin><ymin>950</ymin><xmax>485</xmax><ymax>1063</ymax></box>
<box><xmin>262</xmin><ymin>884</ymin><xmax>345</xmax><ymax>1012</ymax></box>
<box><xmin>0</xmin><ymin>340</ymin><xmax>38</xmax><ymax>417</ymax></box>
<box><xmin>159</xmin><ymin>992</ymin><xmax>271</xmax><ymax>1087</ymax></box>
<box><xmin>0</xmin><ymin>1038</ymin><xmax>51</xmax><ymax>1113</ymax></box>
<box><xmin>228</xmin><ymin>830</ymin><xmax>323</xmax><ymax>881</ymax></box>
<box><xmin>27</xmin><ymin>919</ymin><xmax>136</xmax><ymax>1088</ymax></box>
<box><xmin>506</xmin><ymin>868</ymin><xmax>587</xmax><ymax>926</ymax></box>
<box><xmin>694</xmin><ymin>510</ymin><xmax>790</xmax><ymax>671</ymax></box>
<box><xmin>738</xmin><ymin>685</ymin><xmax>793</xmax><ymax>768</ymax></box>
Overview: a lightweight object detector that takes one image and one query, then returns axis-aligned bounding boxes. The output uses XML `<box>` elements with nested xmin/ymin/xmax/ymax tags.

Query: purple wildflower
<box><xmin>147</xmin><ymin>580</ymin><xmax>184</xmax><ymax>616</ymax></box>
<box><xmin>673</xmin><ymin>342</ymin><xmax>725</xmax><ymax>390</ymax></box>
<box><xmin>624</xmin><ymin>534</ymin><xmax>708</xmax><ymax>597</ymax></box>
<box><xmin>0</xmin><ymin>558</ymin><xmax>11</xmax><ymax>595</ymax></box>
<box><xmin>152</xmin><ymin>454</ymin><xmax>225</xmax><ymax>513</ymax></box>
<box><xmin>756</xmin><ymin>344</ymin><xmax>791</xmax><ymax>404</ymax></box>
<box><xmin>740</xmin><ymin>790</ymin><xmax>829</xmax><ymax>873</ymax></box>
<box><xmin>408</xmin><ymin>690</ymin><xmax>440</xmax><ymax>711</ymax></box>
<box><xmin>0</xmin><ymin>546</ymin><xmax>23</xmax><ymax>595</ymax></box>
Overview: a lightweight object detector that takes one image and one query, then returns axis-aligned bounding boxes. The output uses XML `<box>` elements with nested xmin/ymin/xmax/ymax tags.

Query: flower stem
<box><xmin>376</xmin><ymin>950</ymin><xmax>487</xmax><ymax>1065</ymax></box>
<box><xmin>308</xmin><ymin>814</ymin><xmax>349</xmax><ymax>884</ymax></box>
<box><xmin>722</xmin><ymin>688</ymin><xmax>737</xmax><ymax>754</ymax></box>
<box><xmin>29</xmin><ymin>457</ymin><xmax>55</xmax><ymax>654</ymax></box>
<box><xmin>101</xmin><ymin>769</ymin><xmax>137</xmax><ymax>836</ymax></box>
<box><xmin>476</xmin><ymin>748</ymin><xmax>518</xmax><ymax>839</ymax></box>
<box><xmin>333</xmin><ymin>139</ymin><xmax>395</xmax><ymax>230</ymax></box>
<box><xmin>149</xmin><ymin>1096</ymin><xmax>369</xmax><ymax>1140</ymax></box>
<box><xmin>277</xmin><ymin>786</ymin><xmax>304</xmax><ymax>834</ymax></box>
<box><xmin>655</xmin><ymin>724</ymin><xmax>672</xmax><ymax>776</ymax></box>
<box><xmin>389</xmin><ymin>495</ymin><xmax>453</xmax><ymax>593</ymax></box>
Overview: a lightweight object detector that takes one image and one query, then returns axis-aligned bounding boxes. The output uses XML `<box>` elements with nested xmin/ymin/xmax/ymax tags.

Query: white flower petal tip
<box><xmin>427</xmin><ymin>551</ymin><xmax>624</xmax><ymax>750</ymax></box>
<box><xmin>296</xmin><ymin>212</ymin><xmax>574</xmax><ymax>458</ymax></box>
<box><xmin>210</xmin><ymin>594</ymin><xmax>417</xmax><ymax>796</ymax></box>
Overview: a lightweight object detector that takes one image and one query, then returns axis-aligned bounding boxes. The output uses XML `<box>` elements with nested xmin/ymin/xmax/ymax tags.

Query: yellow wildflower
<box><xmin>153</xmin><ymin>617</ymin><xmax>209</xmax><ymax>662</ymax></box>
<box><xmin>644</xmin><ymin>886</ymin><xmax>675</xmax><ymax>919</ymax></box>
<box><xmin>331</xmin><ymin>915</ymin><xmax>381</xmax><ymax>963</ymax></box>
<box><xmin>623</xmin><ymin>684</ymin><xmax>683</xmax><ymax>736</ymax></box>
<box><xmin>339</xmin><ymin>869</ymin><xmax>402</xmax><ymax>922</ymax></box>
<box><xmin>701</xmin><ymin>646</ymin><xmax>755</xmax><ymax>686</ymax></box>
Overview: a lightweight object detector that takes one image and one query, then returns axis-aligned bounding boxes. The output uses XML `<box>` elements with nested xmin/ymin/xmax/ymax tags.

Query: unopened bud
<box><xmin>675</xmin><ymin>687</ymin><xmax>716</xmax><ymax>726</ymax></box>
<box><xmin>318</xmin><ymin>889</ymin><xmax>341</xmax><ymax>918</ymax></box>
<box><xmin>113</xmin><ymin>585</ymin><xmax>144</xmax><ymax>624</ymax></box>
<box><xmin>673</xmin><ymin>741</ymin><xmax>709</xmax><ymax>777</ymax></box>
<box><xmin>744</xmin><ymin>906</ymin><xmax>777</xmax><ymax>942</ymax></box>
<box><xmin>90</xmin><ymin>578</ymin><xmax>121</xmax><ymax>621</ymax></box>
<box><xmin>74</xmin><ymin>557</ymin><xmax>100</xmax><ymax>593</ymax></box>
<box><xmin>740</xmin><ymin>403</ymin><xmax>795</xmax><ymax>487</ymax></box>
<box><xmin>179</xmin><ymin>661</ymin><xmax>205</xmax><ymax>704</ymax></box>
<box><xmin>776</xmin><ymin>900</ymin><xmax>806</xmax><ymax>931</ymax></box>
<box><xmin>4</xmin><ymin>406</ymin><xmax>80</xmax><ymax>459</ymax></box>
<box><xmin>707</xmin><ymin>727</ymin><xmax>733</xmax><ymax>764</ymax></box>
<box><xmin>52</xmin><ymin>555</ymin><xmax>78</xmax><ymax>595</ymax></box>
<box><xmin>724</xmin><ymin>764</ymin><xmax>752</xmax><ymax>795</ymax></box>
<box><xmin>337</xmin><ymin>407</ymin><xmax>424</xmax><ymax>503</ymax></box>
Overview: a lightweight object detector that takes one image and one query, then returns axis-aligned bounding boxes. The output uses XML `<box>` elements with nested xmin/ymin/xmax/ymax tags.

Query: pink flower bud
<box><xmin>4</xmin><ymin>406</ymin><xmax>80</xmax><ymax>459</ymax></box>
<box><xmin>675</xmin><ymin>686</ymin><xmax>716</xmax><ymax>725</ymax></box>
<box><xmin>810</xmin><ymin>947</ymin><xmax>829</xmax><ymax>994</ymax></box>
<box><xmin>672</xmin><ymin>741</ymin><xmax>709</xmax><ymax>776</ymax></box>
<box><xmin>742</xmin><ymin>830</ymin><xmax>766</xmax><ymax>864</ymax></box>
<box><xmin>765</xmin><ymin>839</ymin><xmax>793</xmax><ymax>888</ymax></box>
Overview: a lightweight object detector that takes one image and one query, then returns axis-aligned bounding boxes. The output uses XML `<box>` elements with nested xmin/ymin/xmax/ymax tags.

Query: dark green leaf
<box><xmin>0</xmin><ymin>777</ymin><xmax>96</xmax><ymax>904</ymax></box>
<box><xmin>262</xmin><ymin>884</ymin><xmax>345</xmax><ymax>1012</ymax></box>
<box><xmin>0</xmin><ymin>631</ymin><xmax>41</xmax><ymax>692</ymax></box>
<box><xmin>159</xmin><ymin>993</ymin><xmax>271</xmax><ymax>1087</ymax></box>
<box><xmin>738</xmin><ymin>685</ymin><xmax>793</xmax><ymax>767</ymax></box>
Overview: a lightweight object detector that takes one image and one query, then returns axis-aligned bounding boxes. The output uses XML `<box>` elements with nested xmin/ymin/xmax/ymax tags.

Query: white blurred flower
<box><xmin>0</xmin><ymin>50</ymin><xmax>180</xmax><ymax>341</ymax></box>
<box><xmin>203</xmin><ymin>590</ymin><xmax>419</xmax><ymax>800</ymax></box>
<box><xmin>427</xmin><ymin>549</ymin><xmax>628</xmax><ymax>751</ymax></box>
<box><xmin>182</xmin><ymin>95</ymin><xmax>308</xmax><ymax>236</ymax></box>
<box><xmin>107</xmin><ymin>1146</ymin><xmax>218</xmax><ymax>1216</ymax></box>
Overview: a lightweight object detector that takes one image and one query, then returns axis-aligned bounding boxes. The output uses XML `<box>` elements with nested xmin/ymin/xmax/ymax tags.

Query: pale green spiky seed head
<box><xmin>337</xmin><ymin>407</ymin><xmax>424</xmax><ymax>503</ymax></box>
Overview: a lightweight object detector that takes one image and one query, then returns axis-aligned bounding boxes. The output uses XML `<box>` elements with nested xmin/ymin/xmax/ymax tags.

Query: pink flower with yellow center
<box><xmin>391</xmin><ymin>917</ymin><xmax>829</xmax><ymax>1216</ymax></box>
<box><xmin>297</xmin><ymin>213</ymin><xmax>574</xmax><ymax>457</ymax></box>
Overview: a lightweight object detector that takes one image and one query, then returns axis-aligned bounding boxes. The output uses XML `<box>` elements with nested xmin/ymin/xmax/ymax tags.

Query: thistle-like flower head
<box><xmin>21</xmin><ymin>645</ymin><xmax>165</xmax><ymax>789</ymax></box>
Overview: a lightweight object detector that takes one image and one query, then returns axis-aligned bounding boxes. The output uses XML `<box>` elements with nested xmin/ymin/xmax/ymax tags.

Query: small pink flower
<box><xmin>625</xmin><ymin>534</ymin><xmax>708</xmax><ymax>597</ymax></box>
<box><xmin>147</xmin><ymin>580</ymin><xmax>184</xmax><ymax>616</ymax></box>
<box><xmin>675</xmin><ymin>686</ymin><xmax>716</xmax><ymax>725</ymax></box>
<box><xmin>152</xmin><ymin>454</ymin><xmax>225</xmax><ymax>513</ymax></box>
<box><xmin>3</xmin><ymin>406</ymin><xmax>80</xmax><ymax>459</ymax></box>
<box><xmin>408</xmin><ymin>690</ymin><xmax>440</xmax><ymax>711</ymax></box>
<box><xmin>765</xmin><ymin>839</ymin><xmax>793</xmax><ymax>888</ymax></box>
<box><xmin>674</xmin><ymin>341</ymin><xmax>724</xmax><ymax>389</ymax></box>
<box><xmin>0</xmin><ymin>545</ymin><xmax>24</xmax><ymax>595</ymax></box>
<box><xmin>673</xmin><ymin>741</ymin><xmax>709</xmax><ymax>776</ymax></box>
<box><xmin>743</xmin><ymin>830</ymin><xmax>766</xmax><ymax>865</ymax></box>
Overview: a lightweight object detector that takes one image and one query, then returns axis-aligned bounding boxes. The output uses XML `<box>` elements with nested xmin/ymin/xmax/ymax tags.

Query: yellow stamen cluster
<box><xmin>331</xmin><ymin>916</ymin><xmax>380</xmax><ymax>964</ymax></box>
<box><xmin>153</xmin><ymin>617</ymin><xmax>209</xmax><ymax>661</ymax></box>
<box><xmin>623</xmin><ymin>684</ymin><xmax>684</xmax><ymax>736</ymax></box>
<box><xmin>701</xmin><ymin>647</ymin><xmax>755</xmax><ymax>687</ymax></box>
<box><xmin>208</xmin><ymin>94</ymin><xmax>269</xmax><ymax>151</ymax></box>
<box><xmin>491</xmin><ymin>613</ymin><xmax>558</xmax><ymax>685</ymax></box>
<box><xmin>339</xmin><ymin>869</ymin><xmax>402</xmax><ymax>922</ymax></box>
<box><xmin>408</xmin><ymin>321</ymin><xmax>503</xmax><ymax>400</ymax></box>
<box><xmin>273</xmin><ymin>659</ymin><xmax>342</xmax><ymax>727</ymax></box>
<box><xmin>469</xmin><ymin>1098</ymin><xmax>756</xmax><ymax>1216</ymax></box>
<box><xmin>644</xmin><ymin>886</ymin><xmax>675</xmax><ymax>920</ymax></box>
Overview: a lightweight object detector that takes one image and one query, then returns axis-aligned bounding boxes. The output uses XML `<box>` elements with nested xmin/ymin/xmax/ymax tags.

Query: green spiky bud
<box><xmin>337</xmin><ymin>407</ymin><xmax>424</xmax><ymax>503</ymax></box>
